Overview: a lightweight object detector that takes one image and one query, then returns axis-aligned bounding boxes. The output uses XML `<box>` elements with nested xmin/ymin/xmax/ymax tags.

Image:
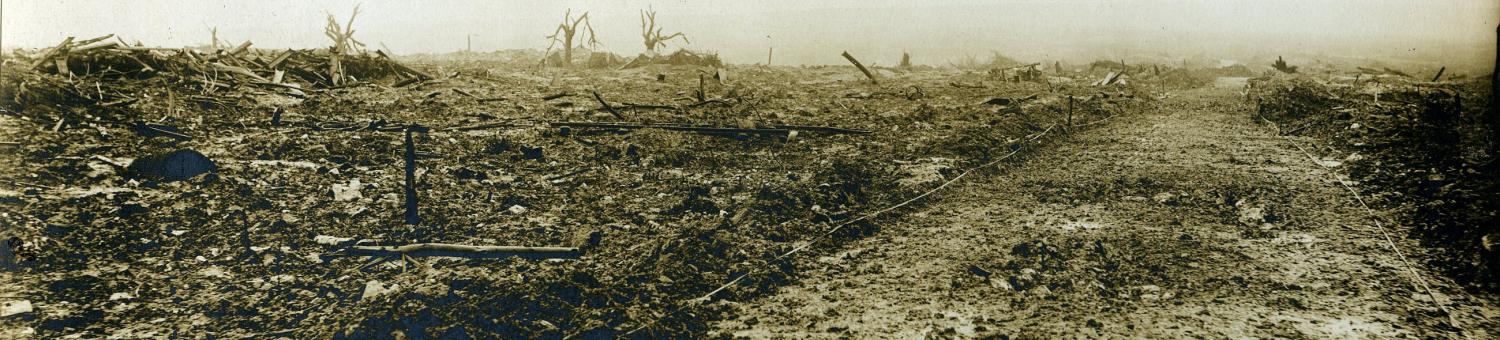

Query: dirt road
<box><xmin>712</xmin><ymin>86</ymin><xmax>1498</xmax><ymax>338</ymax></box>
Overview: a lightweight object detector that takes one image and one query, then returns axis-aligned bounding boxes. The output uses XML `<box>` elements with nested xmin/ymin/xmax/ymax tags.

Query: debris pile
<box><xmin>5</xmin><ymin>34</ymin><xmax>429</xmax><ymax>108</ymax></box>
<box><xmin>621</xmin><ymin>49</ymin><xmax>724</xmax><ymax>68</ymax></box>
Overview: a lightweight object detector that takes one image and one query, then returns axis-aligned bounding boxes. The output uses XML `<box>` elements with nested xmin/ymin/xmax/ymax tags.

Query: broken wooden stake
<box><xmin>404</xmin><ymin>127</ymin><xmax>421</xmax><ymax>225</ymax></box>
<box><xmin>591</xmin><ymin>90</ymin><xmax>624</xmax><ymax>120</ymax></box>
<box><xmin>841</xmin><ymin>51</ymin><xmax>878</xmax><ymax>84</ymax></box>
<box><xmin>350</xmin><ymin>243</ymin><xmax>580</xmax><ymax>259</ymax></box>
<box><xmin>1068</xmin><ymin>95</ymin><xmax>1075</xmax><ymax>127</ymax></box>
<box><xmin>697</xmin><ymin>73</ymin><xmax>707</xmax><ymax>102</ymax></box>
<box><xmin>1432</xmin><ymin>66</ymin><xmax>1446</xmax><ymax>82</ymax></box>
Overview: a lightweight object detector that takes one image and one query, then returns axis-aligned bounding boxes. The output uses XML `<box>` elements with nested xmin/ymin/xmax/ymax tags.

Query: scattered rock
<box><xmin>1010</xmin><ymin>268</ymin><xmax>1039</xmax><ymax>290</ymax></box>
<box><xmin>1152</xmin><ymin>192</ymin><xmax>1178</xmax><ymax>205</ymax></box>
<box><xmin>521</xmin><ymin>146</ymin><xmax>544</xmax><ymax>160</ymax></box>
<box><xmin>125</xmin><ymin>149</ymin><xmax>217</xmax><ymax>182</ymax></box>
<box><xmin>1027</xmin><ymin>285</ymin><xmax>1052</xmax><ymax>297</ymax></box>
<box><xmin>896</xmin><ymin>158</ymin><xmax>954</xmax><ymax>188</ymax></box>
<box><xmin>508</xmin><ymin>205</ymin><xmax>528</xmax><ymax>214</ymax></box>
<box><xmin>331</xmin><ymin>178</ymin><xmax>363</xmax><ymax>201</ymax></box>
<box><xmin>967</xmin><ymin>264</ymin><xmax>992</xmax><ymax>278</ymax></box>
<box><xmin>0</xmin><ymin>300</ymin><xmax>32</xmax><ymax>317</ymax></box>
<box><xmin>990</xmin><ymin>279</ymin><xmax>1014</xmax><ymax>291</ymax></box>
<box><xmin>362</xmin><ymin>280</ymin><xmax>400</xmax><ymax>301</ymax></box>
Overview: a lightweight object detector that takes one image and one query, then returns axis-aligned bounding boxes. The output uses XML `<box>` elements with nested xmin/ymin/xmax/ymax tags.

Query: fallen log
<box><xmin>350</xmin><ymin>243</ymin><xmax>580</xmax><ymax>259</ymax></box>
<box><xmin>841</xmin><ymin>51</ymin><xmax>879</xmax><ymax>84</ymax></box>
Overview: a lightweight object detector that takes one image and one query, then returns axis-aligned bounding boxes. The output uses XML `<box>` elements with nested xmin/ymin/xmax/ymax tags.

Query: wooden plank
<box><xmin>31</xmin><ymin>37</ymin><xmax>74</xmax><ymax>70</ymax></box>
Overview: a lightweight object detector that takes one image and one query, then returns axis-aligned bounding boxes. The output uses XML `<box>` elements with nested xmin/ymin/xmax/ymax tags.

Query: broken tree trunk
<box><xmin>841</xmin><ymin>51</ymin><xmax>878</xmax><ymax>84</ymax></box>
<box><xmin>350</xmin><ymin>243</ymin><xmax>580</xmax><ymax>259</ymax></box>
<box><xmin>1432</xmin><ymin>66</ymin><xmax>1446</xmax><ymax>82</ymax></box>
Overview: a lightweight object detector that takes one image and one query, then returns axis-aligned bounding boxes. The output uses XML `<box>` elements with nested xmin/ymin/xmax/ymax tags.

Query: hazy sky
<box><xmin>4</xmin><ymin>0</ymin><xmax>1497</xmax><ymax>67</ymax></box>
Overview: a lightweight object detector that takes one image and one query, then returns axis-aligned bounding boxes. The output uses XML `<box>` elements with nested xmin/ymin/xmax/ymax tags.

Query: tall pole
<box><xmin>467</xmin><ymin>34</ymin><xmax>472</xmax><ymax>53</ymax></box>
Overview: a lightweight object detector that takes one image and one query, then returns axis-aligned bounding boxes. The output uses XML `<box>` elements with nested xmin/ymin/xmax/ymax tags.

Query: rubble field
<box><xmin>0</xmin><ymin>40</ymin><xmax>1155</xmax><ymax>337</ymax></box>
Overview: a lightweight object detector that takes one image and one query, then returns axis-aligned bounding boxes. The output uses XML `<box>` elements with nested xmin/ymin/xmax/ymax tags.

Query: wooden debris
<box><xmin>21</xmin><ymin>33</ymin><xmax>424</xmax><ymax>90</ymax></box>
<box><xmin>841</xmin><ymin>51</ymin><xmax>879</xmax><ymax>84</ymax></box>
<box><xmin>949</xmin><ymin>81</ymin><xmax>985</xmax><ymax>89</ymax></box>
<box><xmin>549</xmin><ymin>121</ymin><xmax>870</xmax><ymax>137</ymax></box>
<box><xmin>591</xmin><ymin>90</ymin><xmax>624</xmax><ymax>120</ymax></box>
<box><xmin>131</xmin><ymin>122</ymin><xmax>193</xmax><ymax>141</ymax></box>
<box><xmin>349</xmin><ymin>243</ymin><xmax>581</xmax><ymax>259</ymax></box>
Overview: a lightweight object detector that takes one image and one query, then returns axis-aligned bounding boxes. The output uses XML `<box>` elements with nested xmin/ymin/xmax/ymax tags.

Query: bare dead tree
<box><xmin>1271</xmin><ymin>55</ymin><xmax>1298</xmax><ymax>74</ymax></box>
<box><xmin>640</xmin><ymin>7</ymin><xmax>688</xmax><ymax>55</ymax></box>
<box><xmin>543</xmin><ymin>9</ymin><xmax>598</xmax><ymax>67</ymax></box>
<box><xmin>324</xmin><ymin>5</ymin><xmax>365</xmax><ymax>86</ymax></box>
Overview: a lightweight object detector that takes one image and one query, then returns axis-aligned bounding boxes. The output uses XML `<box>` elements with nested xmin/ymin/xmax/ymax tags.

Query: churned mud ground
<box><xmin>713</xmin><ymin>84</ymin><xmax>1500</xmax><ymax>338</ymax></box>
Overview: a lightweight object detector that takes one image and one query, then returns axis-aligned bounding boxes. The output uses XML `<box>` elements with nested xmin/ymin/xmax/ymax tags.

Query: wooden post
<box><xmin>404</xmin><ymin>128</ymin><xmax>420</xmax><ymax>225</ymax></box>
<box><xmin>1067</xmin><ymin>95</ymin><xmax>1074</xmax><ymax>127</ymax></box>
<box><xmin>841</xmin><ymin>51</ymin><xmax>878</xmax><ymax>84</ymax></box>
<box><xmin>697</xmin><ymin>73</ymin><xmax>707</xmax><ymax>102</ymax></box>
<box><xmin>767</xmin><ymin>46</ymin><xmax>773</xmax><ymax>66</ymax></box>
<box><xmin>1431</xmin><ymin>66</ymin><xmax>1446</xmax><ymax>82</ymax></box>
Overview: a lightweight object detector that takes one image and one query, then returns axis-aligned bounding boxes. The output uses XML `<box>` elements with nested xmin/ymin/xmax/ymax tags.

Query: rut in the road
<box><xmin>713</xmin><ymin>88</ymin><xmax>1496</xmax><ymax>339</ymax></box>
